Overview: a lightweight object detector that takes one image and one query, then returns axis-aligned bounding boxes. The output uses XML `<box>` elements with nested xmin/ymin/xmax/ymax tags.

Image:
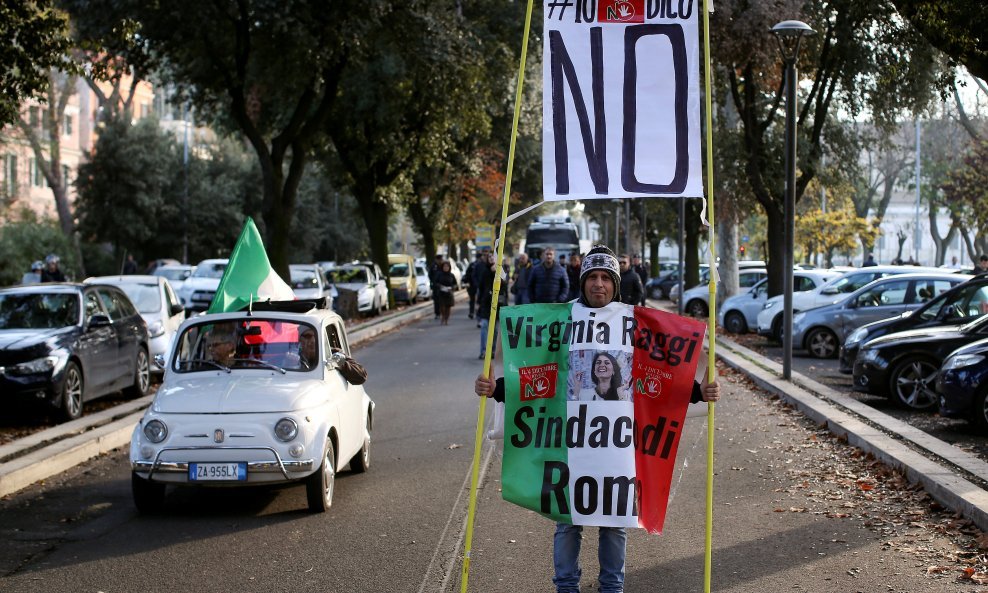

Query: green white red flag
<box><xmin>207</xmin><ymin>218</ymin><xmax>295</xmax><ymax>313</ymax></box>
<box><xmin>499</xmin><ymin>301</ymin><xmax>706</xmax><ymax>533</ymax></box>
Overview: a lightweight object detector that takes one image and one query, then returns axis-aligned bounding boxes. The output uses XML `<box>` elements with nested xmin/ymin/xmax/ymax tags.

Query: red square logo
<box><xmin>598</xmin><ymin>0</ymin><xmax>645</xmax><ymax>23</ymax></box>
<box><xmin>518</xmin><ymin>363</ymin><xmax>558</xmax><ymax>402</ymax></box>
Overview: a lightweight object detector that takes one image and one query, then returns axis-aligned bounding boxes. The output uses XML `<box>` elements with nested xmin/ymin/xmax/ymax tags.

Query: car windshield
<box><xmin>329</xmin><ymin>267</ymin><xmax>369</xmax><ymax>283</ymax></box>
<box><xmin>290</xmin><ymin>268</ymin><xmax>320</xmax><ymax>289</ymax></box>
<box><xmin>116</xmin><ymin>283</ymin><xmax>161</xmax><ymax>314</ymax></box>
<box><xmin>416</xmin><ymin>265</ymin><xmax>427</xmax><ymax>277</ymax></box>
<box><xmin>173</xmin><ymin>318</ymin><xmax>320</xmax><ymax>373</ymax></box>
<box><xmin>390</xmin><ymin>264</ymin><xmax>409</xmax><ymax>276</ymax></box>
<box><xmin>0</xmin><ymin>293</ymin><xmax>80</xmax><ymax>329</ymax></box>
<box><xmin>193</xmin><ymin>263</ymin><xmax>227</xmax><ymax>279</ymax></box>
<box><xmin>154</xmin><ymin>268</ymin><xmax>190</xmax><ymax>282</ymax></box>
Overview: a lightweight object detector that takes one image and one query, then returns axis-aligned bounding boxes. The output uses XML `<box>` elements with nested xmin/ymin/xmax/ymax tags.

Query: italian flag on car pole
<box><xmin>207</xmin><ymin>218</ymin><xmax>295</xmax><ymax>314</ymax></box>
<box><xmin>499</xmin><ymin>301</ymin><xmax>706</xmax><ymax>532</ymax></box>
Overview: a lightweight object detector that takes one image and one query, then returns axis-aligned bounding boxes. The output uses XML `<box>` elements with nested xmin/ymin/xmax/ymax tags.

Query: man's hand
<box><xmin>475</xmin><ymin>373</ymin><xmax>495</xmax><ymax>398</ymax></box>
<box><xmin>700</xmin><ymin>376</ymin><xmax>721</xmax><ymax>403</ymax></box>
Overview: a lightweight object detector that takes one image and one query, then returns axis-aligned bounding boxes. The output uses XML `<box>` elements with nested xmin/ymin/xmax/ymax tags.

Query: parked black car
<box><xmin>851</xmin><ymin>313</ymin><xmax>988</xmax><ymax>411</ymax></box>
<box><xmin>839</xmin><ymin>276</ymin><xmax>988</xmax><ymax>373</ymax></box>
<box><xmin>0</xmin><ymin>283</ymin><xmax>150</xmax><ymax>420</ymax></box>
<box><xmin>937</xmin><ymin>337</ymin><xmax>988</xmax><ymax>432</ymax></box>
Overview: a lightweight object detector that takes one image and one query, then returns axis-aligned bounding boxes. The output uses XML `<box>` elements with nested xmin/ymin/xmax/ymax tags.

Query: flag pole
<box><xmin>701</xmin><ymin>0</ymin><xmax>717</xmax><ymax>590</ymax></box>
<box><xmin>460</xmin><ymin>0</ymin><xmax>535</xmax><ymax>590</ymax></box>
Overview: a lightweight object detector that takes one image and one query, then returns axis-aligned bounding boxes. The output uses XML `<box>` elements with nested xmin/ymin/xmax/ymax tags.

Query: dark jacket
<box><xmin>619</xmin><ymin>269</ymin><xmax>644</xmax><ymax>305</ymax></box>
<box><xmin>435</xmin><ymin>271</ymin><xmax>457</xmax><ymax>306</ymax></box>
<box><xmin>566</xmin><ymin>264</ymin><xmax>581</xmax><ymax>301</ymax></box>
<box><xmin>41</xmin><ymin>268</ymin><xmax>66</xmax><ymax>282</ymax></box>
<box><xmin>527</xmin><ymin>262</ymin><xmax>569</xmax><ymax>303</ymax></box>
<box><xmin>465</xmin><ymin>261</ymin><xmax>479</xmax><ymax>293</ymax></box>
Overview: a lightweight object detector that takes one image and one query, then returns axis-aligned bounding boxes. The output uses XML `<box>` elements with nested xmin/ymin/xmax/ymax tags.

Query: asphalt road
<box><xmin>0</xmin><ymin>311</ymin><xmax>983</xmax><ymax>592</ymax></box>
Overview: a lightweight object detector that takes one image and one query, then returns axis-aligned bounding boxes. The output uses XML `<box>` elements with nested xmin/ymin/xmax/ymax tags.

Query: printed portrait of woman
<box><xmin>568</xmin><ymin>349</ymin><xmax>632</xmax><ymax>402</ymax></box>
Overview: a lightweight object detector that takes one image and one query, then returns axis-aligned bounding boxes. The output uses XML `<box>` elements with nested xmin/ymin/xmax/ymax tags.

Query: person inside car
<box><xmin>206</xmin><ymin>323</ymin><xmax>238</xmax><ymax>367</ymax></box>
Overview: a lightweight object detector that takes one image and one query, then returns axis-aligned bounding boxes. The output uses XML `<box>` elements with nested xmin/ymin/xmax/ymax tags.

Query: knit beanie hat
<box><xmin>579</xmin><ymin>245</ymin><xmax>621</xmax><ymax>305</ymax></box>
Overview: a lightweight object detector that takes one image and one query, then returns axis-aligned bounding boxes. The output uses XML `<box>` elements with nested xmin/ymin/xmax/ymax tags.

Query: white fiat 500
<box><xmin>130</xmin><ymin>301</ymin><xmax>373</xmax><ymax>513</ymax></box>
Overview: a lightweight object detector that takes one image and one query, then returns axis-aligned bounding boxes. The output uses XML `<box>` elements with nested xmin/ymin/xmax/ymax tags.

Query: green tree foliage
<box><xmin>711</xmin><ymin>0</ymin><xmax>946</xmax><ymax>296</ymax></box>
<box><xmin>75</xmin><ymin>116</ymin><xmax>175</xmax><ymax>258</ymax></box>
<box><xmin>890</xmin><ymin>0</ymin><xmax>988</xmax><ymax>81</ymax></box>
<box><xmin>86</xmin><ymin>0</ymin><xmax>361</xmax><ymax>278</ymax></box>
<box><xmin>942</xmin><ymin>140</ymin><xmax>988</xmax><ymax>256</ymax></box>
<box><xmin>0</xmin><ymin>1</ymin><xmax>73</xmax><ymax>128</ymax></box>
<box><xmin>322</xmin><ymin>2</ymin><xmax>494</xmax><ymax>286</ymax></box>
<box><xmin>0</xmin><ymin>208</ymin><xmax>78</xmax><ymax>285</ymax></box>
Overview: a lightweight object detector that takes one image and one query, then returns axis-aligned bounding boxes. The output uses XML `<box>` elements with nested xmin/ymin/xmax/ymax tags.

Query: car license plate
<box><xmin>189</xmin><ymin>462</ymin><xmax>246</xmax><ymax>481</ymax></box>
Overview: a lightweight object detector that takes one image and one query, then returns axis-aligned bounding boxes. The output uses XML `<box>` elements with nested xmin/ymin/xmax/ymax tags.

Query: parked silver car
<box><xmin>718</xmin><ymin>269</ymin><xmax>842</xmax><ymax>334</ymax></box>
<box><xmin>85</xmin><ymin>275</ymin><xmax>186</xmax><ymax>375</ymax></box>
<box><xmin>680</xmin><ymin>268</ymin><xmax>767</xmax><ymax>318</ymax></box>
<box><xmin>791</xmin><ymin>272</ymin><xmax>970</xmax><ymax>358</ymax></box>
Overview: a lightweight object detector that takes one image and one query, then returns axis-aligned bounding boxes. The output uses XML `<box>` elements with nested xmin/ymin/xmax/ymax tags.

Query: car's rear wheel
<box><xmin>124</xmin><ymin>348</ymin><xmax>150</xmax><ymax>398</ymax></box>
<box><xmin>890</xmin><ymin>356</ymin><xmax>939</xmax><ymax>411</ymax></box>
<box><xmin>724</xmin><ymin>311</ymin><xmax>748</xmax><ymax>334</ymax></box>
<box><xmin>805</xmin><ymin>327</ymin><xmax>838</xmax><ymax>359</ymax></box>
<box><xmin>686</xmin><ymin>299</ymin><xmax>708</xmax><ymax>318</ymax></box>
<box><xmin>59</xmin><ymin>362</ymin><xmax>84</xmax><ymax>421</ymax></box>
<box><xmin>132</xmin><ymin>473</ymin><xmax>166</xmax><ymax>513</ymax></box>
<box><xmin>649</xmin><ymin>287</ymin><xmax>662</xmax><ymax>300</ymax></box>
<box><xmin>350</xmin><ymin>414</ymin><xmax>372</xmax><ymax>473</ymax></box>
<box><xmin>306</xmin><ymin>440</ymin><xmax>335</xmax><ymax>512</ymax></box>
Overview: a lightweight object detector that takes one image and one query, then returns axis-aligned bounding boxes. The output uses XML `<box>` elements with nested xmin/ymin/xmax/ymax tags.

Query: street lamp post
<box><xmin>772</xmin><ymin>20</ymin><xmax>815</xmax><ymax>381</ymax></box>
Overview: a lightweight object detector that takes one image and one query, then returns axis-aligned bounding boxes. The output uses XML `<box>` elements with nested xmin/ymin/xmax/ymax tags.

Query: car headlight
<box><xmin>274</xmin><ymin>417</ymin><xmax>299</xmax><ymax>442</ymax></box>
<box><xmin>8</xmin><ymin>356</ymin><xmax>57</xmax><ymax>376</ymax></box>
<box><xmin>942</xmin><ymin>353</ymin><xmax>985</xmax><ymax>371</ymax></box>
<box><xmin>845</xmin><ymin>327</ymin><xmax>869</xmax><ymax>348</ymax></box>
<box><xmin>143</xmin><ymin>419</ymin><xmax>168</xmax><ymax>443</ymax></box>
<box><xmin>858</xmin><ymin>349</ymin><xmax>881</xmax><ymax>363</ymax></box>
<box><xmin>762</xmin><ymin>300</ymin><xmax>779</xmax><ymax>311</ymax></box>
<box><xmin>148</xmin><ymin>321</ymin><xmax>165</xmax><ymax>338</ymax></box>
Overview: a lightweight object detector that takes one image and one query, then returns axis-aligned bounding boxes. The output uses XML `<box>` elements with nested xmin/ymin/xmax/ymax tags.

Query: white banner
<box><xmin>542</xmin><ymin>0</ymin><xmax>702</xmax><ymax>201</ymax></box>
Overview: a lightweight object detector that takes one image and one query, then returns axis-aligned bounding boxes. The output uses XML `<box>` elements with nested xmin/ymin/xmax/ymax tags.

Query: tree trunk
<box><xmin>407</xmin><ymin>199</ymin><xmax>436</xmax><ymax>265</ymax></box>
<box><xmin>353</xmin><ymin>183</ymin><xmax>391</xmax><ymax>306</ymax></box>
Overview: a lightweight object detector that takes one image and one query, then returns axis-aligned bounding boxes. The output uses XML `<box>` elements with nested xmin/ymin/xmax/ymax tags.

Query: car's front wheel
<box><xmin>59</xmin><ymin>362</ymin><xmax>84</xmax><ymax>421</ymax></box>
<box><xmin>306</xmin><ymin>440</ymin><xmax>335</xmax><ymax>512</ymax></box>
<box><xmin>890</xmin><ymin>356</ymin><xmax>939</xmax><ymax>411</ymax></box>
<box><xmin>724</xmin><ymin>311</ymin><xmax>748</xmax><ymax>334</ymax></box>
<box><xmin>686</xmin><ymin>299</ymin><xmax>708</xmax><ymax>318</ymax></box>
<box><xmin>132</xmin><ymin>473</ymin><xmax>166</xmax><ymax>513</ymax></box>
<box><xmin>971</xmin><ymin>387</ymin><xmax>988</xmax><ymax>433</ymax></box>
<box><xmin>805</xmin><ymin>327</ymin><xmax>838</xmax><ymax>359</ymax></box>
<box><xmin>124</xmin><ymin>348</ymin><xmax>150</xmax><ymax>398</ymax></box>
<box><xmin>350</xmin><ymin>414</ymin><xmax>371</xmax><ymax>473</ymax></box>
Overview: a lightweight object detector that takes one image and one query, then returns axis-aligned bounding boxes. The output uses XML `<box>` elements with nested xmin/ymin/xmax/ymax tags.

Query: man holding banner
<box><xmin>475</xmin><ymin>245</ymin><xmax>720</xmax><ymax>593</ymax></box>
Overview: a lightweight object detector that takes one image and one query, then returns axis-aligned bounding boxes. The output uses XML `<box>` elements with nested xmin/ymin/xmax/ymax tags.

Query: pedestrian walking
<box><xmin>511</xmin><ymin>253</ymin><xmax>533</xmax><ymax>305</ymax></box>
<box><xmin>465</xmin><ymin>252</ymin><xmax>483</xmax><ymax>319</ymax></box>
<box><xmin>527</xmin><ymin>247</ymin><xmax>569</xmax><ymax>303</ymax></box>
<box><xmin>474</xmin><ymin>244</ymin><xmax>721</xmax><ymax>593</ymax></box>
<box><xmin>632</xmin><ymin>254</ymin><xmax>649</xmax><ymax>305</ymax></box>
<box><xmin>475</xmin><ymin>252</ymin><xmax>507</xmax><ymax>359</ymax></box>
<box><xmin>123</xmin><ymin>254</ymin><xmax>138</xmax><ymax>275</ymax></box>
<box><xmin>434</xmin><ymin>261</ymin><xmax>457</xmax><ymax>325</ymax></box>
<box><xmin>40</xmin><ymin>254</ymin><xmax>66</xmax><ymax>282</ymax></box>
<box><xmin>862</xmin><ymin>253</ymin><xmax>877</xmax><ymax>267</ymax></box>
<box><xmin>618</xmin><ymin>254</ymin><xmax>644</xmax><ymax>306</ymax></box>
<box><xmin>429</xmin><ymin>254</ymin><xmax>444</xmax><ymax>320</ymax></box>
<box><xmin>566</xmin><ymin>253</ymin><xmax>582</xmax><ymax>301</ymax></box>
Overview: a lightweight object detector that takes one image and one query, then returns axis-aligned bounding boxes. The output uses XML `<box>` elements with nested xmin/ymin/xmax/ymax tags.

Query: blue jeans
<box><xmin>553</xmin><ymin>523</ymin><xmax>627</xmax><ymax>593</ymax></box>
<box><xmin>479</xmin><ymin>317</ymin><xmax>498</xmax><ymax>357</ymax></box>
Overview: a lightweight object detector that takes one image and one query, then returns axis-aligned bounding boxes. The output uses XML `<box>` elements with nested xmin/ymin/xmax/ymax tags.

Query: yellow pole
<box><xmin>460</xmin><ymin>0</ymin><xmax>535</xmax><ymax>591</ymax></box>
<box><xmin>701</xmin><ymin>0</ymin><xmax>717</xmax><ymax>591</ymax></box>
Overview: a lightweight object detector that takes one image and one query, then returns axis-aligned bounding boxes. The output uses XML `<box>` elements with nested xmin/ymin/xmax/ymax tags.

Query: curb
<box><xmin>0</xmin><ymin>295</ymin><xmax>447</xmax><ymax>499</ymax></box>
<box><xmin>716</xmin><ymin>336</ymin><xmax>988</xmax><ymax>532</ymax></box>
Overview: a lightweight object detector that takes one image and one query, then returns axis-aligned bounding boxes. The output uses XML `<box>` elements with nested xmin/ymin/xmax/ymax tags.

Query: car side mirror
<box><xmin>88</xmin><ymin>314</ymin><xmax>111</xmax><ymax>328</ymax></box>
<box><xmin>153</xmin><ymin>354</ymin><xmax>166</xmax><ymax>369</ymax></box>
<box><xmin>821</xmin><ymin>287</ymin><xmax>838</xmax><ymax>295</ymax></box>
<box><xmin>170</xmin><ymin>303</ymin><xmax>185</xmax><ymax>316</ymax></box>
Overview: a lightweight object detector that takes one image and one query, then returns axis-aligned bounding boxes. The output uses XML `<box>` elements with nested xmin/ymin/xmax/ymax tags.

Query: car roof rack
<box><xmin>239</xmin><ymin>297</ymin><xmax>328</xmax><ymax>313</ymax></box>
